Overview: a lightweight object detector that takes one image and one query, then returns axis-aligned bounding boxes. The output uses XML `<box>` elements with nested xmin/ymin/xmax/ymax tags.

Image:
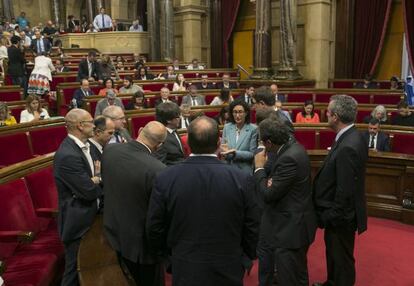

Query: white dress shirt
<box><xmin>93</xmin><ymin>14</ymin><xmax>113</xmax><ymax>30</ymax></box>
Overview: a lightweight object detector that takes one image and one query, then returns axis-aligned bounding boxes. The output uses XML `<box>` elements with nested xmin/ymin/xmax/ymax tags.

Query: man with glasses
<box><xmin>154</xmin><ymin>102</ymin><xmax>185</xmax><ymax>165</ymax></box>
<box><xmin>95</xmin><ymin>90</ymin><xmax>125</xmax><ymax>117</ymax></box>
<box><xmin>102</xmin><ymin>105</ymin><xmax>132</xmax><ymax>144</ymax></box>
<box><xmin>102</xmin><ymin>121</ymin><xmax>167</xmax><ymax>286</ymax></box>
<box><xmin>54</xmin><ymin>109</ymin><xmax>103</xmax><ymax>286</ymax></box>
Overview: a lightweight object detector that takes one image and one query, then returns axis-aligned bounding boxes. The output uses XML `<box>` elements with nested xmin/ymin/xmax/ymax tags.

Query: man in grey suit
<box><xmin>94</xmin><ymin>90</ymin><xmax>125</xmax><ymax>117</ymax></box>
<box><xmin>254</xmin><ymin>118</ymin><xmax>317</xmax><ymax>286</ymax></box>
<box><xmin>181</xmin><ymin>85</ymin><xmax>206</xmax><ymax>106</ymax></box>
<box><xmin>103</xmin><ymin>121</ymin><xmax>167</xmax><ymax>286</ymax></box>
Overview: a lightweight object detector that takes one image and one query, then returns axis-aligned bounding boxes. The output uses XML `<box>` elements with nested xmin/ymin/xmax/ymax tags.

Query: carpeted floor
<box><xmin>166</xmin><ymin>217</ymin><xmax>414</xmax><ymax>286</ymax></box>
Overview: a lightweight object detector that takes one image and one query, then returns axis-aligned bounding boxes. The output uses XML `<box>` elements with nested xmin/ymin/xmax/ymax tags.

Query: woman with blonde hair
<box><xmin>0</xmin><ymin>102</ymin><xmax>17</xmax><ymax>126</ymax></box>
<box><xmin>363</xmin><ymin>105</ymin><xmax>388</xmax><ymax>124</ymax></box>
<box><xmin>20</xmin><ymin>95</ymin><xmax>50</xmax><ymax>123</ymax></box>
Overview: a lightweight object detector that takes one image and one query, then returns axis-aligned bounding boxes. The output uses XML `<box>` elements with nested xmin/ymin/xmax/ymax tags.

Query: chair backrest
<box><xmin>30</xmin><ymin>126</ymin><xmax>67</xmax><ymax>155</ymax></box>
<box><xmin>129</xmin><ymin>114</ymin><xmax>156</xmax><ymax>138</ymax></box>
<box><xmin>0</xmin><ymin>179</ymin><xmax>40</xmax><ymax>259</ymax></box>
<box><xmin>0</xmin><ymin>133</ymin><xmax>33</xmax><ymax>167</ymax></box>
<box><xmin>294</xmin><ymin>130</ymin><xmax>316</xmax><ymax>150</ymax></box>
<box><xmin>392</xmin><ymin>133</ymin><xmax>414</xmax><ymax>155</ymax></box>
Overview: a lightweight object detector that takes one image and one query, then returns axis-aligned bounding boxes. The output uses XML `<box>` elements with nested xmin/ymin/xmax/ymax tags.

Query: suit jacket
<box><xmin>30</xmin><ymin>38</ymin><xmax>52</xmax><ymax>54</ymax></box>
<box><xmin>153</xmin><ymin>130</ymin><xmax>184</xmax><ymax>165</ymax></box>
<box><xmin>181</xmin><ymin>94</ymin><xmax>206</xmax><ymax>106</ymax></box>
<box><xmin>146</xmin><ymin>156</ymin><xmax>260</xmax><ymax>284</ymax></box>
<box><xmin>221</xmin><ymin>122</ymin><xmax>258</xmax><ymax>173</ymax></box>
<box><xmin>103</xmin><ymin>141</ymin><xmax>166</xmax><ymax>264</ymax></box>
<box><xmin>94</xmin><ymin>98</ymin><xmax>125</xmax><ymax>117</ymax></box>
<box><xmin>255</xmin><ymin>141</ymin><xmax>317</xmax><ymax>249</ymax></box>
<box><xmin>72</xmin><ymin>88</ymin><xmax>94</xmax><ymax>107</ymax></box>
<box><xmin>88</xmin><ymin>139</ymin><xmax>103</xmax><ymax>161</ymax></box>
<box><xmin>274</xmin><ymin>93</ymin><xmax>286</xmax><ymax>102</ymax></box>
<box><xmin>53</xmin><ymin>137</ymin><xmax>102</xmax><ymax>243</ymax></box>
<box><xmin>362</xmin><ymin>131</ymin><xmax>390</xmax><ymax>152</ymax></box>
<box><xmin>7</xmin><ymin>46</ymin><xmax>25</xmax><ymax>76</ymax></box>
<box><xmin>56</xmin><ymin>66</ymin><xmax>70</xmax><ymax>72</ymax></box>
<box><xmin>77</xmin><ymin>59</ymin><xmax>102</xmax><ymax>81</ymax></box>
<box><xmin>313</xmin><ymin>126</ymin><xmax>368</xmax><ymax>234</ymax></box>
<box><xmin>154</xmin><ymin>98</ymin><xmax>176</xmax><ymax>107</ymax></box>
<box><xmin>216</xmin><ymin>81</ymin><xmax>238</xmax><ymax>90</ymax></box>
<box><xmin>196</xmin><ymin>82</ymin><xmax>215</xmax><ymax>90</ymax></box>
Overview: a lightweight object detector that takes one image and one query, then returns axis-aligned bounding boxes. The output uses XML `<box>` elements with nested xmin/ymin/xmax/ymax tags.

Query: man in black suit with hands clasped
<box><xmin>54</xmin><ymin>109</ymin><xmax>103</xmax><ymax>286</ymax></box>
<box><xmin>313</xmin><ymin>94</ymin><xmax>368</xmax><ymax>286</ymax></box>
<box><xmin>102</xmin><ymin>121</ymin><xmax>167</xmax><ymax>286</ymax></box>
<box><xmin>146</xmin><ymin>116</ymin><xmax>260</xmax><ymax>286</ymax></box>
<box><xmin>254</xmin><ymin>117</ymin><xmax>317</xmax><ymax>286</ymax></box>
<box><xmin>362</xmin><ymin>118</ymin><xmax>390</xmax><ymax>152</ymax></box>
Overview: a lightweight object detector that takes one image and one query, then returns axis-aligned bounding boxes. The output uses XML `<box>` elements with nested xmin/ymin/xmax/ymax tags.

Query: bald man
<box><xmin>54</xmin><ymin>109</ymin><xmax>103</xmax><ymax>286</ymax></box>
<box><xmin>102</xmin><ymin>121</ymin><xmax>167</xmax><ymax>286</ymax></box>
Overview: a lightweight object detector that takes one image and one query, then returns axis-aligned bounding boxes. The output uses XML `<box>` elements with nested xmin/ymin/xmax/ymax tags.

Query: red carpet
<box><xmin>166</xmin><ymin>217</ymin><xmax>414</xmax><ymax>285</ymax></box>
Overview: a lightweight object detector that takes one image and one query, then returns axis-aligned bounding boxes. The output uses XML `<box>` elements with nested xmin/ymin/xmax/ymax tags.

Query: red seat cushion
<box><xmin>129</xmin><ymin>114</ymin><xmax>156</xmax><ymax>138</ymax></box>
<box><xmin>3</xmin><ymin>253</ymin><xmax>58</xmax><ymax>286</ymax></box>
<box><xmin>349</xmin><ymin>94</ymin><xmax>371</xmax><ymax>104</ymax></box>
<box><xmin>356</xmin><ymin>110</ymin><xmax>372</xmax><ymax>123</ymax></box>
<box><xmin>372</xmin><ymin>94</ymin><xmax>402</xmax><ymax>105</ymax></box>
<box><xmin>0</xmin><ymin>89</ymin><xmax>23</xmax><ymax>101</ymax></box>
<box><xmin>286</xmin><ymin>93</ymin><xmax>313</xmax><ymax>103</ymax></box>
<box><xmin>319</xmin><ymin>130</ymin><xmax>336</xmax><ymax>150</ymax></box>
<box><xmin>314</xmin><ymin>93</ymin><xmax>334</xmax><ymax>103</ymax></box>
<box><xmin>0</xmin><ymin>133</ymin><xmax>33</xmax><ymax>167</ymax></box>
<box><xmin>294</xmin><ymin>130</ymin><xmax>316</xmax><ymax>150</ymax></box>
<box><xmin>24</xmin><ymin>167</ymin><xmax>58</xmax><ymax>211</ymax></box>
<box><xmin>392</xmin><ymin>134</ymin><xmax>414</xmax><ymax>155</ymax></box>
<box><xmin>141</xmin><ymin>83</ymin><xmax>174</xmax><ymax>91</ymax></box>
<box><xmin>30</xmin><ymin>126</ymin><xmax>67</xmax><ymax>155</ymax></box>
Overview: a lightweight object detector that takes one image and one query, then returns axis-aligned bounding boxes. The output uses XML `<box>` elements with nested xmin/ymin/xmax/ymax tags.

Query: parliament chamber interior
<box><xmin>0</xmin><ymin>0</ymin><xmax>414</xmax><ymax>285</ymax></box>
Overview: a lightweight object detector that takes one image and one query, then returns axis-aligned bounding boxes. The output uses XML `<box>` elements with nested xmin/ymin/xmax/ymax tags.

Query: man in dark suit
<box><xmin>72</xmin><ymin>79</ymin><xmax>95</xmax><ymax>108</ymax></box>
<box><xmin>154</xmin><ymin>87</ymin><xmax>176</xmax><ymax>107</ymax></box>
<box><xmin>7</xmin><ymin>35</ymin><xmax>26</xmax><ymax>90</ymax></box>
<box><xmin>146</xmin><ymin>116</ymin><xmax>260</xmax><ymax>286</ymax></box>
<box><xmin>270</xmin><ymin>84</ymin><xmax>286</xmax><ymax>103</ymax></box>
<box><xmin>30</xmin><ymin>30</ymin><xmax>51</xmax><ymax>54</ymax></box>
<box><xmin>362</xmin><ymin>118</ymin><xmax>390</xmax><ymax>152</ymax></box>
<box><xmin>313</xmin><ymin>95</ymin><xmax>368</xmax><ymax>286</ymax></box>
<box><xmin>254</xmin><ymin>118</ymin><xmax>317</xmax><ymax>286</ymax></box>
<box><xmin>103</xmin><ymin>121</ymin><xmax>167</xmax><ymax>286</ymax></box>
<box><xmin>253</xmin><ymin>86</ymin><xmax>294</xmax><ymax>134</ymax></box>
<box><xmin>216</xmin><ymin>73</ymin><xmax>238</xmax><ymax>89</ymax></box>
<box><xmin>196</xmin><ymin>74</ymin><xmax>215</xmax><ymax>90</ymax></box>
<box><xmin>53</xmin><ymin>109</ymin><xmax>103</xmax><ymax>286</ymax></box>
<box><xmin>153</xmin><ymin>102</ymin><xmax>185</xmax><ymax>165</ymax></box>
<box><xmin>235</xmin><ymin>85</ymin><xmax>255</xmax><ymax>106</ymax></box>
<box><xmin>181</xmin><ymin>85</ymin><xmax>206</xmax><ymax>107</ymax></box>
<box><xmin>88</xmin><ymin>116</ymin><xmax>115</xmax><ymax>161</ymax></box>
<box><xmin>77</xmin><ymin>51</ymin><xmax>102</xmax><ymax>82</ymax></box>
<box><xmin>55</xmin><ymin>58</ymin><xmax>70</xmax><ymax>72</ymax></box>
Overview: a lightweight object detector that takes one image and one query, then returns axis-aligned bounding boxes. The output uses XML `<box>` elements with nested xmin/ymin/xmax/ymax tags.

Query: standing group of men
<box><xmin>53</xmin><ymin>86</ymin><xmax>368</xmax><ymax>286</ymax></box>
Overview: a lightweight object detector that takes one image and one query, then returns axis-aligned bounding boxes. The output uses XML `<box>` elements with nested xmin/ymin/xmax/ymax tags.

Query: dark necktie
<box><xmin>102</xmin><ymin>14</ymin><xmax>105</xmax><ymax>28</ymax></box>
<box><xmin>369</xmin><ymin>134</ymin><xmax>376</xmax><ymax>149</ymax></box>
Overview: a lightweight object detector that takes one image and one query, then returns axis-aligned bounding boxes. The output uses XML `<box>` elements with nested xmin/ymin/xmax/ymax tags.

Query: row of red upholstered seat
<box><xmin>0</xmin><ymin>161</ymin><xmax>63</xmax><ymax>286</ymax></box>
<box><xmin>0</xmin><ymin>122</ymin><xmax>67</xmax><ymax>167</ymax></box>
<box><xmin>329</xmin><ymin>79</ymin><xmax>393</xmax><ymax>89</ymax></box>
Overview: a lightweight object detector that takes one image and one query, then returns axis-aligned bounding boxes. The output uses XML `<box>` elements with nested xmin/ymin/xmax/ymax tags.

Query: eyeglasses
<box><xmin>112</xmin><ymin>116</ymin><xmax>125</xmax><ymax>121</ymax></box>
<box><xmin>80</xmin><ymin>120</ymin><xmax>94</xmax><ymax>125</ymax></box>
<box><xmin>232</xmin><ymin>110</ymin><xmax>245</xmax><ymax>114</ymax></box>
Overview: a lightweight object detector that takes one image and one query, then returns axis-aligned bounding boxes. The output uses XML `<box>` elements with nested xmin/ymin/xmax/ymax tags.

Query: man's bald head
<box><xmin>188</xmin><ymin>116</ymin><xmax>219</xmax><ymax>154</ymax></box>
<box><xmin>138</xmin><ymin>121</ymin><xmax>167</xmax><ymax>152</ymax></box>
<box><xmin>65</xmin><ymin>108</ymin><xmax>95</xmax><ymax>141</ymax></box>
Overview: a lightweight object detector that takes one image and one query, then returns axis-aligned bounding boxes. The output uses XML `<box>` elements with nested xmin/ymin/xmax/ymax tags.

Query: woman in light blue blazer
<box><xmin>221</xmin><ymin>100</ymin><xmax>257</xmax><ymax>173</ymax></box>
